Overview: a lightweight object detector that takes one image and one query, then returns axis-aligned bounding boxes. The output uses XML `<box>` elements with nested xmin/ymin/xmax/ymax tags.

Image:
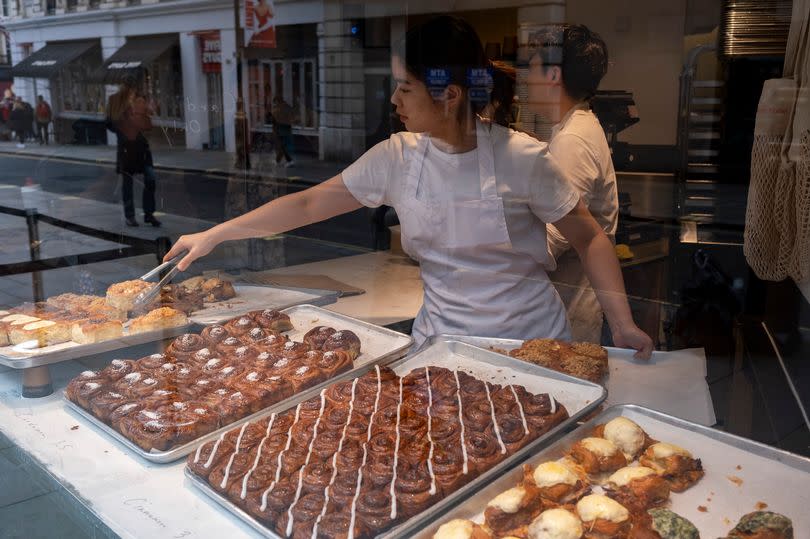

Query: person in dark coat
<box><xmin>9</xmin><ymin>98</ymin><xmax>26</xmax><ymax>147</ymax></box>
<box><xmin>106</xmin><ymin>84</ymin><xmax>160</xmax><ymax>227</ymax></box>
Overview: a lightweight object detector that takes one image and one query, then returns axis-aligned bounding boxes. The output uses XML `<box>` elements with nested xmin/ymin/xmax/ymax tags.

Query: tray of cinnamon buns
<box><xmin>409</xmin><ymin>404</ymin><xmax>807</xmax><ymax>539</ymax></box>
<box><xmin>184</xmin><ymin>339</ymin><xmax>606</xmax><ymax>539</ymax></box>
<box><xmin>64</xmin><ymin>304</ymin><xmax>413</xmax><ymax>463</ymax></box>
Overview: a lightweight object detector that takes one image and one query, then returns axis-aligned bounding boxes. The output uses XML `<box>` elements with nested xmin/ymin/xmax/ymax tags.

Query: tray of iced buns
<box><xmin>184</xmin><ymin>340</ymin><xmax>606</xmax><ymax>538</ymax></box>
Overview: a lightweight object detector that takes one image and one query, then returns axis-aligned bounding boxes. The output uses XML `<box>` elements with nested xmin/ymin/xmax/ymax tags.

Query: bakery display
<box><xmin>66</xmin><ymin>310</ymin><xmax>361</xmax><ymax>452</ymax></box>
<box><xmin>433</xmin><ymin>416</ymin><xmax>714</xmax><ymax>539</ymax></box>
<box><xmin>723</xmin><ymin>511</ymin><xmax>793</xmax><ymax>539</ymax></box>
<box><xmin>187</xmin><ymin>365</ymin><xmax>570</xmax><ymax>538</ymax></box>
<box><xmin>0</xmin><ymin>277</ymin><xmax>239</xmax><ymax>351</ymax></box>
<box><xmin>507</xmin><ymin>339</ymin><xmax>609</xmax><ymax>383</ymax></box>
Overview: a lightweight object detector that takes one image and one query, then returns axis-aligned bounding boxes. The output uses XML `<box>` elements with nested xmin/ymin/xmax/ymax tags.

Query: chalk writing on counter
<box><xmin>123</xmin><ymin>498</ymin><xmax>168</xmax><ymax>529</ymax></box>
<box><xmin>14</xmin><ymin>413</ymin><xmax>48</xmax><ymax>439</ymax></box>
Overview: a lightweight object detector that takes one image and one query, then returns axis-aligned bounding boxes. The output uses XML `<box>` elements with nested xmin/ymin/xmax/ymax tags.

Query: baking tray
<box><xmin>64</xmin><ymin>304</ymin><xmax>413</xmax><ymax>464</ymax></box>
<box><xmin>427</xmin><ymin>335</ymin><xmax>717</xmax><ymax>427</ymax></box>
<box><xmin>185</xmin><ymin>339</ymin><xmax>607</xmax><ymax>538</ymax></box>
<box><xmin>400</xmin><ymin>404</ymin><xmax>810</xmax><ymax>539</ymax></box>
<box><xmin>0</xmin><ymin>284</ymin><xmax>339</xmax><ymax>370</ymax></box>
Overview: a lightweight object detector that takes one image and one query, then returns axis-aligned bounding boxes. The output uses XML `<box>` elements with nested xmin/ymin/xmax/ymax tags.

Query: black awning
<box><xmin>93</xmin><ymin>35</ymin><xmax>178</xmax><ymax>84</ymax></box>
<box><xmin>11</xmin><ymin>40</ymin><xmax>98</xmax><ymax>78</ymax></box>
<box><xmin>0</xmin><ymin>66</ymin><xmax>12</xmax><ymax>81</ymax></box>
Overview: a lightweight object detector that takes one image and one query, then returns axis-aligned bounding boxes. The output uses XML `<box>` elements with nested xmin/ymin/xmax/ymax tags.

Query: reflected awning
<box><xmin>93</xmin><ymin>35</ymin><xmax>178</xmax><ymax>84</ymax></box>
<box><xmin>11</xmin><ymin>40</ymin><xmax>98</xmax><ymax>78</ymax></box>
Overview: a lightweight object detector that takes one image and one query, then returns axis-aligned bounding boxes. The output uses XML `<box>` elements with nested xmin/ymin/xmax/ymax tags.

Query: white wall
<box><xmin>566</xmin><ymin>0</ymin><xmax>686</xmax><ymax>146</ymax></box>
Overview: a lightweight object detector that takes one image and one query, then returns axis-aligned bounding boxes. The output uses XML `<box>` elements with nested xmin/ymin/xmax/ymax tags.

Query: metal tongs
<box><xmin>131</xmin><ymin>251</ymin><xmax>187</xmax><ymax>309</ymax></box>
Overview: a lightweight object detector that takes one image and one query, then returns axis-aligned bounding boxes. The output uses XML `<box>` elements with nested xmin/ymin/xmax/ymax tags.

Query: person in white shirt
<box><xmin>526</xmin><ymin>24</ymin><xmax>619</xmax><ymax>343</ymax></box>
<box><xmin>164</xmin><ymin>16</ymin><xmax>652</xmax><ymax>358</ymax></box>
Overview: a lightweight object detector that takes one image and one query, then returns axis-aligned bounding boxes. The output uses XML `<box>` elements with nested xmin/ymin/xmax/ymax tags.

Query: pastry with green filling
<box><xmin>725</xmin><ymin>511</ymin><xmax>793</xmax><ymax>539</ymax></box>
<box><xmin>629</xmin><ymin>508</ymin><xmax>699</xmax><ymax>539</ymax></box>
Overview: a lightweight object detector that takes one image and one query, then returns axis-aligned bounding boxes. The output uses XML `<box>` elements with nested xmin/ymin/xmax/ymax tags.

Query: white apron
<box><xmin>397</xmin><ymin>120</ymin><xmax>571</xmax><ymax>345</ymax></box>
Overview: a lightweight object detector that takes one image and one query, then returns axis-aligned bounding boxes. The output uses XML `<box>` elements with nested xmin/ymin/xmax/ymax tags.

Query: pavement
<box><xmin>0</xmin><ymin>140</ymin><xmax>348</xmax><ymax>185</ymax></box>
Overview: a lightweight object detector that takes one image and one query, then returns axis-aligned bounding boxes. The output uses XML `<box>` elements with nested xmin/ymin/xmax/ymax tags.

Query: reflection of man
<box><xmin>527</xmin><ymin>24</ymin><xmax>618</xmax><ymax>343</ymax></box>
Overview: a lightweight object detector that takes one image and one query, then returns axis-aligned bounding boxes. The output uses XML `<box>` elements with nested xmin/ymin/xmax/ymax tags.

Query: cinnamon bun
<box><xmin>303</xmin><ymin>326</ymin><xmax>337</xmax><ymax>350</ymax></box>
<box><xmin>166</xmin><ymin>333</ymin><xmax>208</xmax><ymax>361</ymax></box>
<box><xmin>321</xmin><ymin>330</ymin><xmax>361</xmax><ymax>360</ymax></box>
<box><xmin>200</xmin><ymin>324</ymin><xmax>230</xmax><ymax>346</ymax></box>
<box><xmin>251</xmin><ymin>309</ymin><xmax>294</xmax><ymax>332</ymax></box>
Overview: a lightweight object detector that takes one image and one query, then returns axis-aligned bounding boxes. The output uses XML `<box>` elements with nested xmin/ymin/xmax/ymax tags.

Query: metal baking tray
<box><xmin>0</xmin><ymin>284</ymin><xmax>339</xmax><ymax>369</ymax></box>
<box><xmin>63</xmin><ymin>304</ymin><xmax>413</xmax><ymax>464</ymax></box>
<box><xmin>185</xmin><ymin>339</ymin><xmax>607</xmax><ymax>538</ymax></box>
<box><xmin>400</xmin><ymin>404</ymin><xmax>810</xmax><ymax>539</ymax></box>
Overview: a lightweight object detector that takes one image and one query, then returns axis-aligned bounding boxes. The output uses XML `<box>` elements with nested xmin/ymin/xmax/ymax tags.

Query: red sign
<box><xmin>199</xmin><ymin>31</ymin><xmax>221</xmax><ymax>73</ymax></box>
<box><xmin>245</xmin><ymin>0</ymin><xmax>276</xmax><ymax>49</ymax></box>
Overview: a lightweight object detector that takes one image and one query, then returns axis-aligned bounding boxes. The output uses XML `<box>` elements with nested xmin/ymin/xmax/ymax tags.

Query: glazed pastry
<box><xmin>321</xmin><ymin>330</ymin><xmax>361</xmax><ymax>359</ymax></box>
<box><xmin>65</xmin><ymin>370</ymin><xmax>106</xmax><ymax>408</ymax></box>
<box><xmin>593</xmin><ymin>417</ymin><xmax>656</xmax><ymax>460</ymax></box>
<box><xmin>568</xmin><ymin>438</ymin><xmax>628</xmax><ymax>478</ymax></box>
<box><xmin>166</xmin><ymin>333</ymin><xmax>208</xmax><ymax>362</ymax></box>
<box><xmin>225</xmin><ymin>315</ymin><xmax>259</xmax><ymax>337</ymax></box>
<box><xmin>603</xmin><ymin>466</ymin><xmax>670</xmax><ymax>514</ymax></box>
<box><xmin>99</xmin><ymin>358</ymin><xmax>137</xmax><ymax>381</ymax></box>
<box><xmin>638</xmin><ymin>443</ymin><xmax>703</xmax><ymax>492</ymax></box>
<box><xmin>251</xmin><ymin>309</ymin><xmax>294</xmax><ymax>332</ymax></box>
<box><xmin>433</xmin><ymin>519</ymin><xmax>491</xmax><ymax>539</ymax></box>
<box><xmin>200</xmin><ymin>324</ymin><xmax>231</xmax><ymax>346</ymax></box>
<box><xmin>527</xmin><ymin>508</ymin><xmax>584</xmax><ymax>539</ymax></box>
<box><xmin>483</xmin><ymin>483</ymin><xmax>544</xmax><ymax>537</ymax></box>
<box><xmin>303</xmin><ymin>326</ymin><xmax>337</xmax><ymax>349</ymax></box>
<box><xmin>629</xmin><ymin>508</ymin><xmax>699</xmax><ymax>539</ymax></box>
<box><xmin>525</xmin><ymin>460</ymin><xmax>590</xmax><ymax>505</ymax></box>
<box><xmin>723</xmin><ymin>511</ymin><xmax>793</xmax><ymax>539</ymax></box>
<box><xmin>575</xmin><ymin>494</ymin><xmax>631</xmax><ymax>539</ymax></box>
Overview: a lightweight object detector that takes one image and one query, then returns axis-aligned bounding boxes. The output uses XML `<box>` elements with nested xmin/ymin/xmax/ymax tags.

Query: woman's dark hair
<box><xmin>530</xmin><ymin>24</ymin><xmax>608</xmax><ymax>101</ymax></box>
<box><xmin>395</xmin><ymin>15</ymin><xmax>516</xmax><ymax>127</ymax></box>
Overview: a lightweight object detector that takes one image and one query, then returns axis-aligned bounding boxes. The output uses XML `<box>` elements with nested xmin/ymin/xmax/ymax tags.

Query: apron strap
<box><xmin>404</xmin><ymin>119</ymin><xmax>498</xmax><ymax>200</ymax></box>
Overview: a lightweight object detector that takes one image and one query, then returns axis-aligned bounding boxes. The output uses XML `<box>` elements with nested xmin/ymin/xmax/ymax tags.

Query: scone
<box><xmin>201</xmin><ymin>277</ymin><xmax>236</xmax><ymax>302</ymax></box>
<box><xmin>105</xmin><ymin>280</ymin><xmax>155</xmax><ymax>312</ymax></box>
<box><xmin>128</xmin><ymin>307</ymin><xmax>188</xmax><ymax>334</ymax></box>
<box><xmin>9</xmin><ymin>319</ymin><xmax>71</xmax><ymax>347</ymax></box>
<box><xmin>71</xmin><ymin>318</ymin><xmax>125</xmax><ymax>344</ymax></box>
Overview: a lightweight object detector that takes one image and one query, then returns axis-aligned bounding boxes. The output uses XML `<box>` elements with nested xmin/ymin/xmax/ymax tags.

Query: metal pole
<box><xmin>234</xmin><ymin>0</ymin><xmax>251</xmax><ymax>170</ymax></box>
<box><xmin>23</xmin><ymin>208</ymin><xmax>53</xmax><ymax>398</ymax></box>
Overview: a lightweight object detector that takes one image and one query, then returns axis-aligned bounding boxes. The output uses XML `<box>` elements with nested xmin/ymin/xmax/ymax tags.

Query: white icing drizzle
<box><xmin>424</xmin><ymin>367</ymin><xmax>437</xmax><ymax>495</ymax></box>
<box><xmin>348</xmin><ymin>365</ymin><xmax>383</xmax><ymax>539</ymax></box>
<box><xmin>388</xmin><ymin>374</ymin><xmax>404</xmax><ymax>519</ymax></box>
<box><xmin>310</xmin><ymin>378</ymin><xmax>358</xmax><ymax>539</ymax></box>
<box><xmin>240</xmin><ymin>414</ymin><xmax>277</xmax><ymax>499</ymax></box>
<box><xmin>285</xmin><ymin>390</ymin><xmax>327</xmax><ymax>536</ymax></box>
<box><xmin>484</xmin><ymin>382</ymin><xmax>507</xmax><ymax>454</ymax></box>
<box><xmin>509</xmin><ymin>385</ymin><xmax>530</xmax><ymax>435</ymax></box>
<box><xmin>220</xmin><ymin>422</ymin><xmax>251</xmax><ymax>489</ymax></box>
<box><xmin>454</xmin><ymin>370</ymin><xmax>469</xmax><ymax>474</ymax></box>
<box><xmin>260</xmin><ymin>403</ymin><xmax>302</xmax><ymax>512</ymax></box>
<box><xmin>550</xmin><ymin>396</ymin><xmax>557</xmax><ymax>414</ymax></box>
<box><xmin>196</xmin><ymin>431</ymin><xmax>225</xmax><ymax>468</ymax></box>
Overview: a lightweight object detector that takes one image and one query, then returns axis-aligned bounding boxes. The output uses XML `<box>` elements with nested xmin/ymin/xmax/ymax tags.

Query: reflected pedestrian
<box><xmin>35</xmin><ymin>95</ymin><xmax>52</xmax><ymax>145</ymax></box>
<box><xmin>10</xmin><ymin>98</ymin><xmax>26</xmax><ymax>147</ymax></box>
<box><xmin>271</xmin><ymin>95</ymin><xmax>295</xmax><ymax>167</ymax></box>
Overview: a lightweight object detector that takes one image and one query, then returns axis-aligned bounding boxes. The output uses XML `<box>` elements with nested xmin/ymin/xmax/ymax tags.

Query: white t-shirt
<box><xmin>547</xmin><ymin>105</ymin><xmax>618</xmax><ymax>258</ymax></box>
<box><xmin>342</xmin><ymin>126</ymin><xmax>579</xmax><ymax>268</ymax></box>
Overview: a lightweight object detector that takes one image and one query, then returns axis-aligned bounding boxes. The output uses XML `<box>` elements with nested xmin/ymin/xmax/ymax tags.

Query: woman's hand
<box><xmin>163</xmin><ymin>229</ymin><xmax>221</xmax><ymax>272</ymax></box>
<box><xmin>611</xmin><ymin>322</ymin><xmax>654</xmax><ymax>360</ymax></box>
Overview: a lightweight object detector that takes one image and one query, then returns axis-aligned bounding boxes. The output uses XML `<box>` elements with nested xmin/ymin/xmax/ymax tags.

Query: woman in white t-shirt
<box><xmin>165</xmin><ymin>16</ymin><xmax>653</xmax><ymax>358</ymax></box>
